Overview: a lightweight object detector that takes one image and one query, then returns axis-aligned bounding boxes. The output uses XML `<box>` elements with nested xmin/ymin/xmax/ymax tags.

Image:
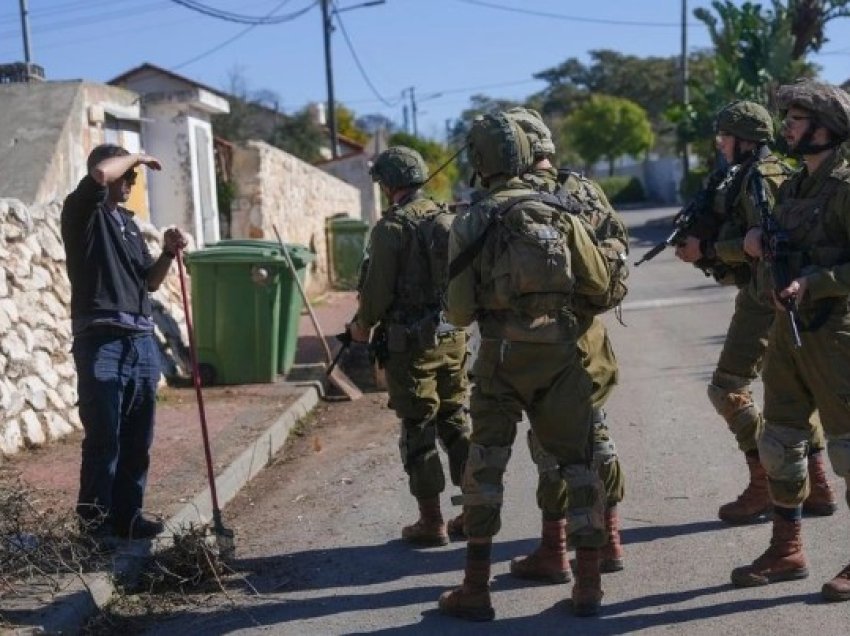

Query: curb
<box><xmin>13</xmin><ymin>383</ymin><xmax>321</xmax><ymax>636</ymax></box>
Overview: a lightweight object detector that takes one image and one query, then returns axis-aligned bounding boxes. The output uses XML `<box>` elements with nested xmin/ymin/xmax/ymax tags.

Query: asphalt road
<box><xmin>144</xmin><ymin>206</ymin><xmax>850</xmax><ymax>636</ymax></box>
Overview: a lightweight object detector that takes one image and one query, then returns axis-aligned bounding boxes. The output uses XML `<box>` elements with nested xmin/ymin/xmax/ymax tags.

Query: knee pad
<box><xmin>827</xmin><ymin>434</ymin><xmax>850</xmax><ymax>479</ymax></box>
<box><xmin>592</xmin><ymin>420</ymin><xmax>618</xmax><ymax>468</ymax></box>
<box><xmin>707</xmin><ymin>383</ymin><xmax>757</xmax><ymax>427</ymax></box>
<box><xmin>398</xmin><ymin>419</ymin><xmax>437</xmax><ymax>469</ymax></box>
<box><xmin>757</xmin><ymin>424</ymin><xmax>809</xmax><ymax>482</ymax></box>
<box><xmin>560</xmin><ymin>463</ymin><xmax>604</xmax><ymax>534</ymax></box>
<box><xmin>527</xmin><ymin>430</ymin><xmax>561</xmax><ymax>483</ymax></box>
<box><xmin>452</xmin><ymin>442</ymin><xmax>512</xmax><ymax>506</ymax></box>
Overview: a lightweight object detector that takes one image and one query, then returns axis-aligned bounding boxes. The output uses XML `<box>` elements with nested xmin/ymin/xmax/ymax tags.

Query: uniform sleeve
<box><xmin>803</xmin><ymin>185</ymin><xmax>850</xmax><ymax>300</ymax></box>
<box><xmin>568</xmin><ymin>215</ymin><xmax>610</xmax><ymax>296</ymax></box>
<box><xmin>445</xmin><ymin>211</ymin><xmax>479</xmax><ymax>327</ymax></box>
<box><xmin>356</xmin><ymin>220</ymin><xmax>403</xmax><ymax>328</ymax></box>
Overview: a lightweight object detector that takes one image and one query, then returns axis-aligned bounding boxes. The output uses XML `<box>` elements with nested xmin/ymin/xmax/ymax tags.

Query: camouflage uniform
<box><xmin>438</xmin><ymin>112</ymin><xmax>609</xmax><ymax>621</ymax></box>
<box><xmin>690</xmin><ymin>101</ymin><xmax>833</xmax><ymax>524</ymax></box>
<box><xmin>357</xmin><ymin>147</ymin><xmax>470</xmax><ymax>546</ymax></box>
<box><xmin>522</xmin><ymin>166</ymin><xmax>626</xmax><ymax>517</ymax></box>
<box><xmin>730</xmin><ymin>80</ymin><xmax>850</xmax><ymax>602</ymax></box>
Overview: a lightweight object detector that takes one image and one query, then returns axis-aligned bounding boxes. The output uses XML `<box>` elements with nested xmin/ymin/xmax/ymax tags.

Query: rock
<box><xmin>45</xmin><ymin>412</ymin><xmax>74</xmax><ymax>440</ymax></box>
<box><xmin>0</xmin><ymin>419</ymin><xmax>23</xmax><ymax>455</ymax></box>
<box><xmin>20</xmin><ymin>409</ymin><xmax>45</xmax><ymax>447</ymax></box>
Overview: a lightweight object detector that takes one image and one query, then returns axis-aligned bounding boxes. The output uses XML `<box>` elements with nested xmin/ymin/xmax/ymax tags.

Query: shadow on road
<box><xmin>620</xmin><ymin>519</ymin><xmax>728</xmax><ymax>545</ymax></box>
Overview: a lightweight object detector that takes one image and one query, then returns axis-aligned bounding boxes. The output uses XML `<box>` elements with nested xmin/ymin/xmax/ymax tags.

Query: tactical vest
<box><xmin>712</xmin><ymin>156</ymin><xmax>792</xmax><ymax>287</ymax></box>
<box><xmin>755</xmin><ymin>162</ymin><xmax>850</xmax><ymax>313</ymax></box>
<box><xmin>389</xmin><ymin>198</ymin><xmax>455</xmax><ymax>321</ymax></box>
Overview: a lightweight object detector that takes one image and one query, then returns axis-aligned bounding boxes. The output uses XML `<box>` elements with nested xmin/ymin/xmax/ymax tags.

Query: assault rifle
<box><xmin>750</xmin><ymin>172</ymin><xmax>803</xmax><ymax>348</ymax></box>
<box><xmin>634</xmin><ymin>167</ymin><xmax>728</xmax><ymax>268</ymax></box>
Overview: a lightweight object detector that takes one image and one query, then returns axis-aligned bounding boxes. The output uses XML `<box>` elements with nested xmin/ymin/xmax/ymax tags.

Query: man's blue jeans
<box><xmin>73</xmin><ymin>330</ymin><xmax>160</xmax><ymax>529</ymax></box>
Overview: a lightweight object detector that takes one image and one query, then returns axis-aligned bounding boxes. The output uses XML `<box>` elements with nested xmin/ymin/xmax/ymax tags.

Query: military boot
<box><xmin>438</xmin><ymin>539</ymin><xmax>495</xmax><ymax>621</ymax></box>
<box><xmin>718</xmin><ymin>453</ymin><xmax>771</xmax><ymax>524</ymax></box>
<box><xmin>447</xmin><ymin>511</ymin><xmax>466</xmax><ymax>540</ymax></box>
<box><xmin>571</xmin><ymin>547</ymin><xmax>603</xmax><ymax>617</ymax></box>
<box><xmin>510</xmin><ymin>518</ymin><xmax>571</xmax><ymax>583</ymax></box>
<box><xmin>600</xmin><ymin>506</ymin><xmax>624</xmax><ymax>573</ymax></box>
<box><xmin>802</xmin><ymin>451</ymin><xmax>838</xmax><ymax>516</ymax></box>
<box><xmin>822</xmin><ymin>562</ymin><xmax>850</xmax><ymax>602</ymax></box>
<box><xmin>731</xmin><ymin>512</ymin><xmax>809</xmax><ymax>587</ymax></box>
<box><xmin>402</xmin><ymin>497</ymin><xmax>448</xmax><ymax>546</ymax></box>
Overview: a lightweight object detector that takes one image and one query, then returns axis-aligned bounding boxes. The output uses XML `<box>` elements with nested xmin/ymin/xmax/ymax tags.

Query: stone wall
<box><xmin>228</xmin><ymin>141</ymin><xmax>362</xmax><ymax>294</ymax></box>
<box><xmin>0</xmin><ymin>198</ymin><xmax>189</xmax><ymax>458</ymax></box>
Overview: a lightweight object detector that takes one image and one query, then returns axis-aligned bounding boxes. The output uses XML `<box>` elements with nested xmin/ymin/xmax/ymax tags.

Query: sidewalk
<box><xmin>0</xmin><ymin>290</ymin><xmax>360</xmax><ymax>634</ymax></box>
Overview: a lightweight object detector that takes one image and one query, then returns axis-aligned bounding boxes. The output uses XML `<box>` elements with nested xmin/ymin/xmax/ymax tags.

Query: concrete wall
<box><xmin>0</xmin><ymin>81</ymin><xmax>141</xmax><ymax>207</ymax></box>
<box><xmin>320</xmin><ymin>153</ymin><xmax>382</xmax><ymax>226</ymax></box>
<box><xmin>229</xmin><ymin>141</ymin><xmax>362</xmax><ymax>294</ymax></box>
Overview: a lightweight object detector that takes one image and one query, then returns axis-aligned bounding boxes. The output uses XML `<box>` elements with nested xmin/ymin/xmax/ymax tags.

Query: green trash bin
<box><xmin>327</xmin><ymin>214</ymin><xmax>370</xmax><ymax>289</ymax></box>
<box><xmin>184</xmin><ymin>245</ymin><xmax>285</xmax><ymax>385</ymax></box>
<box><xmin>215</xmin><ymin>239</ymin><xmax>315</xmax><ymax>374</ymax></box>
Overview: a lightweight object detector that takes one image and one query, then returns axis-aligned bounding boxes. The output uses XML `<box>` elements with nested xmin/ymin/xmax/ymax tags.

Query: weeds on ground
<box><xmin>82</xmin><ymin>523</ymin><xmax>262</xmax><ymax>634</ymax></box>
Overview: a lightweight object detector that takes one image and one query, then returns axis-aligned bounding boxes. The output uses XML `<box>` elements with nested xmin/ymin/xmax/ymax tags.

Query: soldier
<box><xmin>674</xmin><ymin>100</ymin><xmax>836</xmax><ymax>524</ymax></box>
<box><xmin>347</xmin><ymin>146</ymin><xmax>470</xmax><ymax>547</ymax></box>
<box><xmin>505</xmin><ymin>107</ymin><xmax>628</xmax><ymax>582</ymax></box>
<box><xmin>438</xmin><ymin>112</ymin><xmax>610</xmax><ymax>620</ymax></box>
<box><xmin>731</xmin><ymin>80</ymin><xmax>850</xmax><ymax>602</ymax></box>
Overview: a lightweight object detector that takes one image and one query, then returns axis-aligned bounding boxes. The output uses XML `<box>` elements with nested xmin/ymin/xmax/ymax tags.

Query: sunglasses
<box><xmin>121</xmin><ymin>170</ymin><xmax>138</xmax><ymax>185</ymax></box>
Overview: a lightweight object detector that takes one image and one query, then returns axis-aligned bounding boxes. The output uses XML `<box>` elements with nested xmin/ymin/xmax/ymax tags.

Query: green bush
<box><xmin>680</xmin><ymin>167</ymin><xmax>709</xmax><ymax>200</ymax></box>
<box><xmin>596</xmin><ymin>175</ymin><xmax>645</xmax><ymax>204</ymax></box>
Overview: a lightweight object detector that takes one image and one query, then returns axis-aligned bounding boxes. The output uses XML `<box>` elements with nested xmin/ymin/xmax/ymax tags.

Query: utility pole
<box><xmin>320</xmin><ymin>0</ymin><xmax>385</xmax><ymax>159</ymax></box>
<box><xmin>410</xmin><ymin>86</ymin><xmax>418</xmax><ymax>137</ymax></box>
<box><xmin>403</xmin><ymin>104</ymin><xmax>410</xmax><ymax>134</ymax></box>
<box><xmin>320</xmin><ymin>0</ymin><xmax>339</xmax><ymax>159</ymax></box>
<box><xmin>19</xmin><ymin>0</ymin><xmax>32</xmax><ymax>63</ymax></box>
<box><xmin>681</xmin><ymin>0</ymin><xmax>690</xmax><ymax>192</ymax></box>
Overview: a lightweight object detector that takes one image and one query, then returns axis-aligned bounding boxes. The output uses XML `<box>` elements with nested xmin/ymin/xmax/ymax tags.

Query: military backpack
<box><xmin>555</xmin><ymin>169</ymin><xmax>630</xmax><ymax>315</ymax></box>
<box><xmin>393</xmin><ymin>202</ymin><xmax>455</xmax><ymax>313</ymax></box>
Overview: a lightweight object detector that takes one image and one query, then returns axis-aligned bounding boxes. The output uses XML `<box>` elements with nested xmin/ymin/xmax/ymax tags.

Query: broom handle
<box><xmin>176</xmin><ymin>248</ymin><xmax>222</xmax><ymax>515</ymax></box>
<box><xmin>272</xmin><ymin>225</ymin><xmax>334</xmax><ymax>364</ymax></box>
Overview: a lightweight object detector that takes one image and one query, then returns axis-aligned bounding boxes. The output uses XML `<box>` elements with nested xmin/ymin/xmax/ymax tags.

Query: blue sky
<box><xmin>2</xmin><ymin>0</ymin><xmax>849</xmax><ymax>141</ymax></box>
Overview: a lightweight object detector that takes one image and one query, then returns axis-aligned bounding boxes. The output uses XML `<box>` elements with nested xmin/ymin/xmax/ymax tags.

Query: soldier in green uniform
<box><xmin>348</xmin><ymin>146</ymin><xmax>470</xmax><ymax>547</ymax></box>
<box><xmin>504</xmin><ymin>107</ymin><xmax>628</xmax><ymax>583</ymax></box>
<box><xmin>674</xmin><ymin>101</ymin><xmax>835</xmax><ymax>524</ymax></box>
<box><xmin>731</xmin><ymin>80</ymin><xmax>850</xmax><ymax>602</ymax></box>
<box><xmin>438</xmin><ymin>112</ymin><xmax>610</xmax><ymax>620</ymax></box>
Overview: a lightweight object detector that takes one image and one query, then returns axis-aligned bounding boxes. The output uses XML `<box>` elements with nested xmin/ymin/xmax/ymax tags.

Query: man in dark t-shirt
<box><xmin>61</xmin><ymin>143</ymin><xmax>187</xmax><ymax>540</ymax></box>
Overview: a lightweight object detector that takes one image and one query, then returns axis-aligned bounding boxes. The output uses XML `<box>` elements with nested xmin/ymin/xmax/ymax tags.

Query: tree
<box><xmin>268</xmin><ymin>108</ymin><xmax>325</xmax><ymax>164</ymax></box>
<box><xmin>563</xmin><ymin>95</ymin><xmax>654</xmax><ymax>176</ymax></box>
<box><xmin>387</xmin><ymin>132</ymin><xmax>459</xmax><ymax>202</ymax></box>
<box><xmin>530</xmin><ymin>49</ymin><xmax>714</xmax><ymax>154</ymax></box>
<box><xmin>335</xmin><ymin>104</ymin><xmax>370</xmax><ymax>145</ymax></box>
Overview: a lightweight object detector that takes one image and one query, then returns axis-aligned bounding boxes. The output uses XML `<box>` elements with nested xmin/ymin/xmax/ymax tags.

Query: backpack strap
<box><xmin>447</xmin><ymin>193</ymin><xmax>546</xmax><ymax>282</ymax></box>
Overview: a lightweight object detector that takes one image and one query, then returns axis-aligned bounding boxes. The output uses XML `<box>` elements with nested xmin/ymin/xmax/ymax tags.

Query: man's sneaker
<box><xmin>114</xmin><ymin>515</ymin><xmax>164</xmax><ymax>540</ymax></box>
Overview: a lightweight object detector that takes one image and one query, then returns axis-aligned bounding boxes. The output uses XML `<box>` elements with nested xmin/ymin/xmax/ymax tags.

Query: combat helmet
<box><xmin>506</xmin><ymin>106</ymin><xmax>557</xmax><ymax>159</ymax></box>
<box><xmin>466</xmin><ymin>112</ymin><xmax>533</xmax><ymax>182</ymax></box>
<box><xmin>715</xmin><ymin>101</ymin><xmax>774</xmax><ymax>143</ymax></box>
<box><xmin>370</xmin><ymin>146</ymin><xmax>428</xmax><ymax>190</ymax></box>
<box><xmin>776</xmin><ymin>79</ymin><xmax>850</xmax><ymax>142</ymax></box>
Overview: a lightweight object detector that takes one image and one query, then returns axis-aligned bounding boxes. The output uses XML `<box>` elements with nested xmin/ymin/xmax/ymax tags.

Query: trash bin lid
<box><xmin>214</xmin><ymin>239</ymin><xmax>316</xmax><ymax>267</ymax></box>
<box><xmin>183</xmin><ymin>245</ymin><xmax>285</xmax><ymax>264</ymax></box>
<box><xmin>328</xmin><ymin>216</ymin><xmax>370</xmax><ymax>232</ymax></box>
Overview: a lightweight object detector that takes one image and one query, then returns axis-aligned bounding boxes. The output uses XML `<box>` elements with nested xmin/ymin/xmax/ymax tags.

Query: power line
<box><xmin>169</xmin><ymin>0</ymin><xmax>315</xmax><ymax>25</ymax></box>
<box><xmin>171</xmin><ymin>0</ymin><xmax>313</xmax><ymax>71</ymax></box>
<box><xmin>342</xmin><ymin>78</ymin><xmax>542</xmax><ymax>105</ymax></box>
<box><xmin>455</xmin><ymin>0</ymin><xmax>700</xmax><ymax>28</ymax></box>
<box><xmin>332</xmin><ymin>0</ymin><xmax>398</xmax><ymax>107</ymax></box>
<box><xmin>0</xmin><ymin>2</ymin><xmax>174</xmax><ymax>39</ymax></box>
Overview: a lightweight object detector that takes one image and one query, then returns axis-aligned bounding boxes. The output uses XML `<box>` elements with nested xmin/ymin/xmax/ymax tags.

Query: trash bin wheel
<box><xmin>198</xmin><ymin>363</ymin><xmax>217</xmax><ymax>387</ymax></box>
